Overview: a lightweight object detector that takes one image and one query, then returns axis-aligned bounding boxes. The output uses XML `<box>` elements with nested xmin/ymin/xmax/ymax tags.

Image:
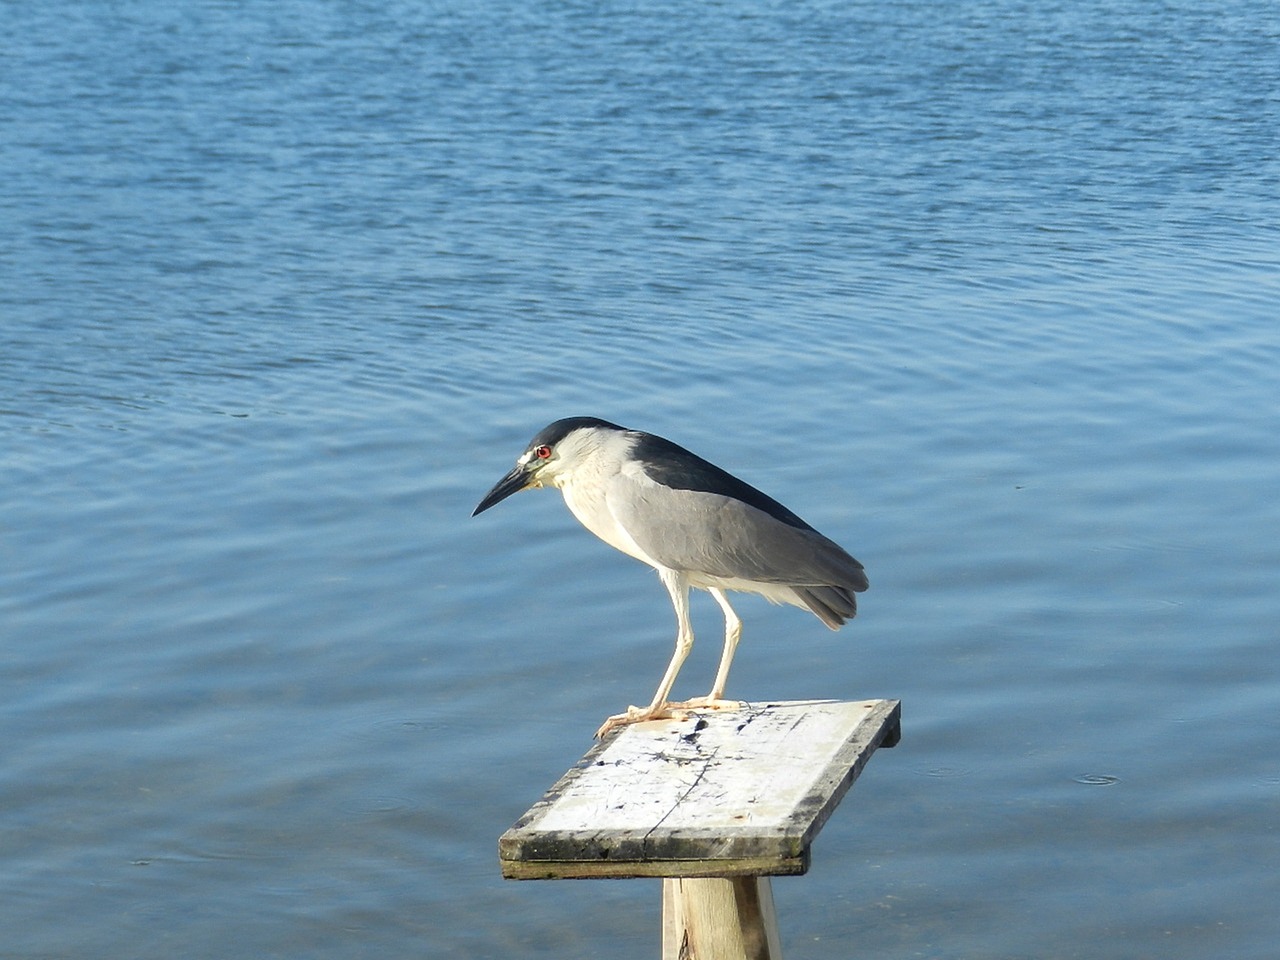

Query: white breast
<box><xmin>554</xmin><ymin>436</ymin><xmax>662</xmax><ymax>570</ymax></box>
<box><xmin>560</xmin><ymin>476</ymin><xmax>659</xmax><ymax>568</ymax></box>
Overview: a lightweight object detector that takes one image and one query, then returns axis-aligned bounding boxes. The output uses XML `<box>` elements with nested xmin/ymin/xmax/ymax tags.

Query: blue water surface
<box><xmin>3</xmin><ymin>1</ymin><xmax>1278</xmax><ymax>957</ymax></box>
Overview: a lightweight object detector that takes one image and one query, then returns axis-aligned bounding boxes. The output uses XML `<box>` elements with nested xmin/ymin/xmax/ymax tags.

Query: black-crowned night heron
<box><xmin>472</xmin><ymin>417</ymin><xmax>868</xmax><ymax>737</ymax></box>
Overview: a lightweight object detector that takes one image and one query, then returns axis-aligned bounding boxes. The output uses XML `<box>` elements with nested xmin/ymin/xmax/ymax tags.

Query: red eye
<box><xmin>535</xmin><ymin>445</ymin><xmax>552</xmax><ymax>459</ymax></box>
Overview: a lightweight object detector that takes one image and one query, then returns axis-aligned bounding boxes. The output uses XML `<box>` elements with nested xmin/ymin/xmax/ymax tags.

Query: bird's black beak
<box><xmin>472</xmin><ymin>464</ymin><xmax>533</xmax><ymax>516</ymax></box>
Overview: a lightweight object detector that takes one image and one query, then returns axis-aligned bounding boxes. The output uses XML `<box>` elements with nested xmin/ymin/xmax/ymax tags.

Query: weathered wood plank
<box><xmin>504</xmin><ymin>852</ymin><xmax>808</xmax><ymax>881</ymax></box>
<box><xmin>500</xmin><ymin>698</ymin><xmax>900</xmax><ymax>879</ymax></box>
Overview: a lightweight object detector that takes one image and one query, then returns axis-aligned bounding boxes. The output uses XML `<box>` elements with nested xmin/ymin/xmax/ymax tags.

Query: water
<box><xmin>3</xmin><ymin>0</ymin><xmax>1278</xmax><ymax>956</ymax></box>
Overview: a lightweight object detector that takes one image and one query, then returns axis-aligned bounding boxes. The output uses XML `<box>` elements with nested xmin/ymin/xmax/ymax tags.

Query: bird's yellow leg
<box><xmin>706</xmin><ymin>587</ymin><xmax>743</xmax><ymax>700</ymax></box>
<box><xmin>595</xmin><ymin>571</ymin><xmax>694</xmax><ymax>739</ymax></box>
<box><xmin>671</xmin><ymin>587</ymin><xmax>744</xmax><ymax>713</ymax></box>
<box><xmin>664</xmin><ymin>589</ymin><xmax>746</xmax><ymax>714</ymax></box>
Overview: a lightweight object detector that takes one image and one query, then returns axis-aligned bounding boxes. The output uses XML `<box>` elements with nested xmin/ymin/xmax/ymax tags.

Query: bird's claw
<box><xmin>593</xmin><ymin>698</ymin><xmax>747</xmax><ymax>738</ymax></box>
<box><xmin>594</xmin><ymin>703</ymin><xmax>689</xmax><ymax>739</ymax></box>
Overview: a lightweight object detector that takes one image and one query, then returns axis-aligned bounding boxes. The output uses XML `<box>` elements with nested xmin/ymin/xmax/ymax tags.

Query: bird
<box><xmin>472</xmin><ymin>417</ymin><xmax>868</xmax><ymax>738</ymax></box>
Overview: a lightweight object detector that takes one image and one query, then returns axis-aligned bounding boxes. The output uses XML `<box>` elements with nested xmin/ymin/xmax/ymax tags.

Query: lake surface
<box><xmin>3</xmin><ymin>0</ymin><xmax>1278</xmax><ymax>957</ymax></box>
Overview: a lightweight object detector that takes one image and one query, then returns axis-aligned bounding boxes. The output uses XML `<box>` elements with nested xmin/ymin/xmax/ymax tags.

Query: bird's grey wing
<box><xmin>605</xmin><ymin>475</ymin><xmax>867</xmax><ymax>591</ymax></box>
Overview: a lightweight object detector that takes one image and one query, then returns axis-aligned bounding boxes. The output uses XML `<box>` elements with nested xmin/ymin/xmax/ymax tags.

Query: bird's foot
<box><xmin>595</xmin><ymin>703</ymin><xmax>689</xmax><ymax>739</ymax></box>
<box><xmin>594</xmin><ymin>698</ymin><xmax>750</xmax><ymax>738</ymax></box>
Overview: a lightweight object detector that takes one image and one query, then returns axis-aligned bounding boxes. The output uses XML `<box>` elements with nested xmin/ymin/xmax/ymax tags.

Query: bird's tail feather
<box><xmin>793</xmin><ymin>585</ymin><xmax>858</xmax><ymax>629</ymax></box>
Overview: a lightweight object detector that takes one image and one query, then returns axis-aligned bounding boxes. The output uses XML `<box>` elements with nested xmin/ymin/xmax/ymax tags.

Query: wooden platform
<box><xmin>500</xmin><ymin>699</ymin><xmax>901</xmax><ymax>880</ymax></box>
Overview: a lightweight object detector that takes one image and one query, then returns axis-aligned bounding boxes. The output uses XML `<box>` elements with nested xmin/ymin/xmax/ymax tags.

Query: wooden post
<box><xmin>500</xmin><ymin>699</ymin><xmax>900</xmax><ymax>958</ymax></box>
<box><xmin>663</xmin><ymin>876</ymin><xmax>783</xmax><ymax>960</ymax></box>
